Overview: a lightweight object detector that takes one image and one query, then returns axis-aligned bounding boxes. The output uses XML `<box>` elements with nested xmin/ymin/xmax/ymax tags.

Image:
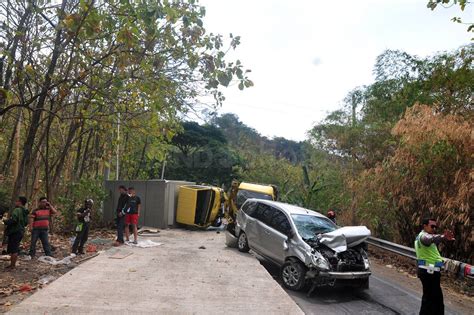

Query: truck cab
<box><xmin>176</xmin><ymin>185</ymin><xmax>224</xmax><ymax>228</ymax></box>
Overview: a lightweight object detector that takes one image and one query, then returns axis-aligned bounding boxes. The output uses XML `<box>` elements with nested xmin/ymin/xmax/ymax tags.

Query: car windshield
<box><xmin>236</xmin><ymin>190</ymin><xmax>273</xmax><ymax>209</ymax></box>
<box><xmin>291</xmin><ymin>214</ymin><xmax>337</xmax><ymax>239</ymax></box>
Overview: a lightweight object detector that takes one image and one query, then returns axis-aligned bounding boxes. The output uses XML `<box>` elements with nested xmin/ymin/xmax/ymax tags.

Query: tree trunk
<box><xmin>78</xmin><ymin>129</ymin><xmax>93</xmax><ymax>179</ymax></box>
<box><xmin>11</xmin><ymin>0</ymin><xmax>67</xmax><ymax>202</ymax></box>
<box><xmin>1</xmin><ymin>111</ymin><xmax>20</xmax><ymax>174</ymax></box>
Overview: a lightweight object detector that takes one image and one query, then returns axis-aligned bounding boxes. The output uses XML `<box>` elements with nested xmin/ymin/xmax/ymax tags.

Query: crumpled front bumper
<box><xmin>317</xmin><ymin>271</ymin><xmax>371</xmax><ymax>279</ymax></box>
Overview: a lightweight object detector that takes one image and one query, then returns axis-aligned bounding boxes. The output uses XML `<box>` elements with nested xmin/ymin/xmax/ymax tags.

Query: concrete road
<box><xmin>259</xmin><ymin>258</ymin><xmax>469</xmax><ymax>315</ymax></box>
<box><xmin>9</xmin><ymin>230</ymin><xmax>302</xmax><ymax>314</ymax></box>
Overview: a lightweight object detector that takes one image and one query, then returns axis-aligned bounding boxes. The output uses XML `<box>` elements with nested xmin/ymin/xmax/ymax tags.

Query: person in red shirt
<box><xmin>125</xmin><ymin>187</ymin><xmax>141</xmax><ymax>244</ymax></box>
<box><xmin>29</xmin><ymin>197</ymin><xmax>57</xmax><ymax>257</ymax></box>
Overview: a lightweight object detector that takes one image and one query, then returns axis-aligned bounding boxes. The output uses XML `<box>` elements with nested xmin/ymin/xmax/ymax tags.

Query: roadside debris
<box><xmin>138</xmin><ymin>227</ymin><xmax>160</xmax><ymax>235</ymax></box>
<box><xmin>38</xmin><ymin>254</ymin><xmax>76</xmax><ymax>266</ymax></box>
<box><xmin>37</xmin><ymin>275</ymin><xmax>56</xmax><ymax>285</ymax></box>
<box><xmin>86</xmin><ymin>244</ymin><xmax>97</xmax><ymax>252</ymax></box>
<box><xmin>125</xmin><ymin>240</ymin><xmax>163</xmax><ymax>248</ymax></box>
<box><xmin>1</xmin><ymin>229</ymin><xmax>115</xmax><ymax>312</ymax></box>
<box><xmin>199</xmin><ymin>246</ymin><xmax>206</xmax><ymax>249</ymax></box>
<box><xmin>19</xmin><ymin>285</ymin><xmax>32</xmax><ymax>293</ymax></box>
<box><xmin>75</xmin><ymin>252</ymin><xmax>99</xmax><ymax>263</ymax></box>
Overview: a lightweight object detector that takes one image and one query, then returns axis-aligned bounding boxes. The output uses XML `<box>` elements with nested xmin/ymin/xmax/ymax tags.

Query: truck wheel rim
<box><xmin>238</xmin><ymin>234</ymin><xmax>247</xmax><ymax>249</ymax></box>
<box><xmin>282</xmin><ymin>265</ymin><xmax>299</xmax><ymax>286</ymax></box>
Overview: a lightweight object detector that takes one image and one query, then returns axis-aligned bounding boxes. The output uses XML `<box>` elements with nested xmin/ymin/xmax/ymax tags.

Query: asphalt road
<box><xmin>258</xmin><ymin>258</ymin><xmax>464</xmax><ymax>315</ymax></box>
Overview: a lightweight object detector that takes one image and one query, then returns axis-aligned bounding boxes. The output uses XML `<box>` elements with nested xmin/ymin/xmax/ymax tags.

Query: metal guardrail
<box><xmin>366</xmin><ymin>236</ymin><xmax>473</xmax><ymax>280</ymax></box>
<box><xmin>366</xmin><ymin>236</ymin><xmax>417</xmax><ymax>260</ymax></box>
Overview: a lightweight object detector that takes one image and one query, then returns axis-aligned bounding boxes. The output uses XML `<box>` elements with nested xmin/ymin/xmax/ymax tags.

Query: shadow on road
<box><xmin>256</xmin><ymin>257</ymin><xmax>405</xmax><ymax>315</ymax></box>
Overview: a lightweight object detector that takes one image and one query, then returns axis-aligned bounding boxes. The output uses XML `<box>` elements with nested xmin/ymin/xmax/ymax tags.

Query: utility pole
<box><xmin>116</xmin><ymin>112</ymin><xmax>120</xmax><ymax>180</ymax></box>
<box><xmin>160</xmin><ymin>158</ymin><xmax>166</xmax><ymax>180</ymax></box>
<box><xmin>351</xmin><ymin>93</ymin><xmax>357</xmax><ymax>226</ymax></box>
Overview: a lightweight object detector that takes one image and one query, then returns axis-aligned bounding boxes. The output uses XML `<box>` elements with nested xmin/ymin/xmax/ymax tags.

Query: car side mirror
<box><xmin>286</xmin><ymin>229</ymin><xmax>295</xmax><ymax>240</ymax></box>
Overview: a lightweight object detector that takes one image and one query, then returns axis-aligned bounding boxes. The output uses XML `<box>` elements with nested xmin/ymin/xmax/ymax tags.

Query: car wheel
<box><xmin>281</xmin><ymin>260</ymin><xmax>307</xmax><ymax>291</ymax></box>
<box><xmin>237</xmin><ymin>232</ymin><xmax>250</xmax><ymax>253</ymax></box>
<box><xmin>358</xmin><ymin>277</ymin><xmax>369</xmax><ymax>289</ymax></box>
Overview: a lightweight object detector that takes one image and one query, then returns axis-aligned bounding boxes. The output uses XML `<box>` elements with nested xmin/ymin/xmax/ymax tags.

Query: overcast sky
<box><xmin>199</xmin><ymin>0</ymin><xmax>472</xmax><ymax>141</ymax></box>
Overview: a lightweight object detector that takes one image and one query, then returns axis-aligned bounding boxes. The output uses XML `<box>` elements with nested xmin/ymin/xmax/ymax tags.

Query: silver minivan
<box><xmin>234</xmin><ymin>199</ymin><xmax>371</xmax><ymax>291</ymax></box>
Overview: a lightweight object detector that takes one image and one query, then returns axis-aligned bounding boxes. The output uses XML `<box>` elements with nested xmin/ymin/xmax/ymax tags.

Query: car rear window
<box><xmin>236</xmin><ymin>190</ymin><xmax>273</xmax><ymax>209</ymax></box>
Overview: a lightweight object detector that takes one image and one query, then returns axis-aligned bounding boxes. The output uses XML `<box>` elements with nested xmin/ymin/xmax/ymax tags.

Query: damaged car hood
<box><xmin>318</xmin><ymin>226</ymin><xmax>371</xmax><ymax>253</ymax></box>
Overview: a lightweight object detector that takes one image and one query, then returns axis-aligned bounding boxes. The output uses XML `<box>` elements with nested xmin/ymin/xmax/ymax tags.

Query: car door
<box><xmin>249</xmin><ymin>202</ymin><xmax>273</xmax><ymax>255</ymax></box>
<box><xmin>259</xmin><ymin>207</ymin><xmax>292</xmax><ymax>265</ymax></box>
<box><xmin>239</xmin><ymin>201</ymin><xmax>259</xmax><ymax>249</ymax></box>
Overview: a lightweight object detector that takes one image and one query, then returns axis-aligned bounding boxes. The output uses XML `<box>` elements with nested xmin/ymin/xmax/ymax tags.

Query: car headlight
<box><xmin>311</xmin><ymin>252</ymin><xmax>330</xmax><ymax>271</ymax></box>
<box><xmin>363</xmin><ymin>258</ymin><xmax>370</xmax><ymax>270</ymax></box>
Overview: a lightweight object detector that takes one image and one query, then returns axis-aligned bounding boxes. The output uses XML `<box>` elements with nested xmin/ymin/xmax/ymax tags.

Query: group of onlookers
<box><xmin>2</xmin><ymin>196</ymin><xmax>57</xmax><ymax>269</ymax></box>
<box><xmin>114</xmin><ymin>185</ymin><xmax>141</xmax><ymax>246</ymax></box>
<box><xmin>1</xmin><ymin>185</ymin><xmax>141</xmax><ymax>269</ymax></box>
<box><xmin>1</xmin><ymin>196</ymin><xmax>95</xmax><ymax>269</ymax></box>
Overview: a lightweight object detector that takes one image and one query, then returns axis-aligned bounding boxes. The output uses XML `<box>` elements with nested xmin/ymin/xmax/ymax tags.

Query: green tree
<box><xmin>0</xmin><ymin>0</ymin><xmax>252</xmax><ymax>210</ymax></box>
<box><xmin>165</xmin><ymin>121</ymin><xmax>242</xmax><ymax>185</ymax></box>
<box><xmin>427</xmin><ymin>0</ymin><xmax>474</xmax><ymax>36</ymax></box>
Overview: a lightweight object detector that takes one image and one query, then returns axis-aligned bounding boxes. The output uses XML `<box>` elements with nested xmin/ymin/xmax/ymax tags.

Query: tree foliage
<box><xmin>165</xmin><ymin>121</ymin><xmax>242</xmax><ymax>185</ymax></box>
<box><xmin>308</xmin><ymin>46</ymin><xmax>473</xmax><ymax>262</ymax></box>
<box><xmin>427</xmin><ymin>0</ymin><xmax>474</xmax><ymax>35</ymax></box>
<box><xmin>0</xmin><ymin>0</ymin><xmax>251</xmax><ymax>214</ymax></box>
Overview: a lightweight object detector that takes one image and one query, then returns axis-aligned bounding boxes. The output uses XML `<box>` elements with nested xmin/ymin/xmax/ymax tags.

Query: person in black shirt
<box><xmin>114</xmin><ymin>185</ymin><xmax>129</xmax><ymax>246</ymax></box>
<box><xmin>125</xmin><ymin>187</ymin><xmax>141</xmax><ymax>244</ymax></box>
<box><xmin>72</xmin><ymin>199</ymin><xmax>93</xmax><ymax>255</ymax></box>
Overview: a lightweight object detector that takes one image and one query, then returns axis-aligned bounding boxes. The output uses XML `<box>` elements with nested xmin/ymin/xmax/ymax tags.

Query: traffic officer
<box><xmin>327</xmin><ymin>209</ymin><xmax>337</xmax><ymax>224</ymax></box>
<box><xmin>415</xmin><ymin>217</ymin><xmax>454</xmax><ymax>315</ymax></box>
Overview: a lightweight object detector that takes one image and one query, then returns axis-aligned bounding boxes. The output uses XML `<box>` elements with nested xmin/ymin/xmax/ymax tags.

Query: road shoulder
<box><xmin>8</xmin><ymin>229</ymin><xmax>303</xmax><ymax>314</ymax></box>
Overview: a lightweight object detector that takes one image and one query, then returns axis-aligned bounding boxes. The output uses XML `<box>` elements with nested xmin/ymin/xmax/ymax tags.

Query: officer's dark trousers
<box><xmin>418</xmin><ymin>269</ymin><xmax>444</xmax><ymax>315</ymax></box>
<box><xmin>72</xmin><ymin>223</ymin><xmax>90</xmax><ymax>254</ymax></box>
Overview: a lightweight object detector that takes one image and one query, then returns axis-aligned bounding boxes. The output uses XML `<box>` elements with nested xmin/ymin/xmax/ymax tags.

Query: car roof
<box><xmin>246</xmin><ymin>199</ymin><xmax>326</xmax><ymax>218</ymax></box>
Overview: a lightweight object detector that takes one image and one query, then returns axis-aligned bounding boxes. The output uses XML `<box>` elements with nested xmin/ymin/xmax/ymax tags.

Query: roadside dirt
<box><xmin>369</xmin><ymin>245</ymin><xmax>474</xmax><ymax>315</ymax></box>
<box><xmin>0</xmin><ymin>229</ymin><xmax>115</xmax><ymax>313</ymax></box>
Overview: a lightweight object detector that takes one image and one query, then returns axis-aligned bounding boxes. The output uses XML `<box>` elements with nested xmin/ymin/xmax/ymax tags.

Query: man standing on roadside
<box><xmin>3</xmin><ymin>197</ymin><xmax>29</xmax><ymax>269</ymax></box>
<box><xmin>415</xmin><ymin>217</ymin><xmax>455</xmax><ymax>315</ymax></box>
<box><xmin>72</xmin><ymin>199</ymin><xmax>93</xmax><ymax>255</ymax></box>
<box><xmin>125</xmin><ymin>187</ymin><xmax>141</xmax><ymax>244</ymax></box>
<box><xmin>29</xmin><ymin>197</ymin><xmax>57</xmax><ymax>258</ymax></box>
<box><xmin>114</xmin><ymin>185</ymin><xmax>129</xmax><ymax>246</ymax></box>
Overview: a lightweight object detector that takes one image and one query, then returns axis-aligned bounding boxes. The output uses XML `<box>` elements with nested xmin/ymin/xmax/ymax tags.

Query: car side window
<box><xmin>268</xmin><ymin>208</ymin><xmax>291</xmax><ymax>235</ymax></box>
<box><xmin>254</xmin><ymin>203</ymin><xmax>272</xmax><ymax>224</ymax></box>
<box><xmin>241</xmin><ymin>201</ymin><xmax>257</xmax><ymax>217</ymax></box>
